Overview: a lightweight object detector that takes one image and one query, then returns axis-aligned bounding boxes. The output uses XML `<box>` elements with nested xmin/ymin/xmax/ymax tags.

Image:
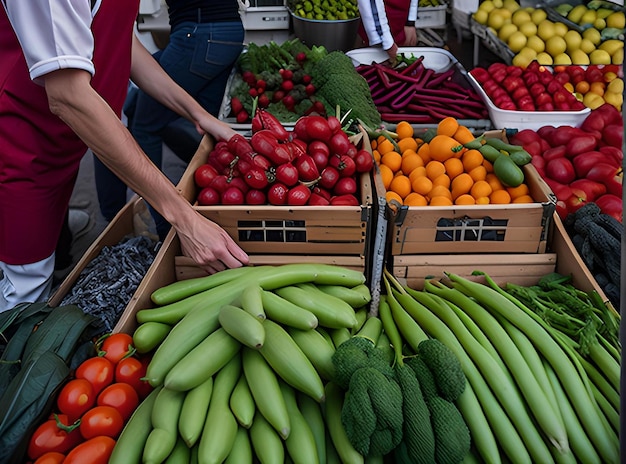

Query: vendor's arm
<box><xmin>44</xmin><ymin>69</ymin><xmax>248</xmax><ymax>274</ymax></box>
<box><xmin>404</xmin><ymin>0</ymin><xmax>418</xmax><ymax>46</ymax></box>
<box><xmin>357</xmin><ymin>0</ymin><xmax>397</xmax><ymax>61</ymax></box>
<box><xmin>129</xmin><ymin>34</ymin><xmax>237</xmax><ymax>142</ymax></box>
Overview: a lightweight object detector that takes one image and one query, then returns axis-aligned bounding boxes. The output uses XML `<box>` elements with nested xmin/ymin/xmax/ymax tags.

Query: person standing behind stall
<box><xmin>357</xmin><ymin>0</ymin><xmax>419</xmax><ymax>62</ymax></box>
<box><xmin>0</xmin><ymin>0</ymin><xmax>249</xmax><ymax>310</ymax></box>
<box><xmin>94</xmin><ymin>0</ymin><xmax>245</xmax><ymax>238</ymax></box>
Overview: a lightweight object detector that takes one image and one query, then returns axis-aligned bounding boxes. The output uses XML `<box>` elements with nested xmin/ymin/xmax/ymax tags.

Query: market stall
<box><xmin>1</xmin><ymin>0</ymin><xmax>623</xmax><ymax>462</ymax></box>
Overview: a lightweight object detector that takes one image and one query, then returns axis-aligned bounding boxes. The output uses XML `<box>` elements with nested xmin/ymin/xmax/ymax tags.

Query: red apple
<box><xmin>509</xmin><ymin>129</ymin><xmax>541</xmax><ymax>146</ymax></box>
<box><xmin>569</xmin><ymin>179</ymin><xmax>607</xmax><ymax>202</ymax></box>
<box><xmin>594</xmin><ymin>194</ymin><xmax>623</xmax><ymax>222</ymax></box>
<box><xmin>544</xmin><ymin>177</ymin><xmax>573</xmax><ymax>202</ymax></box>
<box><xmin>546</xmin><ymin>157</ymin><xmax>576</xmax><ymax>184</ymax></box>
<box><xmin>565</xmin><ymin>189</ymin><xmax>588</xmax><ymax>214</ymax></box>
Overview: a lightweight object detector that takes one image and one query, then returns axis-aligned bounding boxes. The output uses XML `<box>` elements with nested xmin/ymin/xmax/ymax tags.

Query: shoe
<box><xmin>68</xmin><ymin>209</ymin><xmax>93</xmax><ymax>241</ymax></box>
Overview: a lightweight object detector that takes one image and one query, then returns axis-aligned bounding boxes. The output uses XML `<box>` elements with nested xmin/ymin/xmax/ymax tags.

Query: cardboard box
<box><xmin>48</xmin><ymin>196</ymin><xmax>159</xmax><ymax>310</ymax></box>
<box><xmin>179</xmin><ymin>136</ymin><xmax>377</xmax><ymax>259</ymax></box>
<box><xmin>387</xmin><ymin>162</ymin><xmax>556</xmax><ymax>255</ymax></box>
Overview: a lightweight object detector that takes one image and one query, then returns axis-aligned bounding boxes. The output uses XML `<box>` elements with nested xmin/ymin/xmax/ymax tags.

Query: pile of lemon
<box><xmin>473</xmin><ymin>0</ymin><xmax>624</xmax><ymax>66</ymax></box>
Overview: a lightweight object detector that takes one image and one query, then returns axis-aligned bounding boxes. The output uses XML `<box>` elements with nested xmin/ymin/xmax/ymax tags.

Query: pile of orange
<box><xmin>371</xmin><ymin>117</ymin><xmax>534</xmax><ymax>207</ymax></box>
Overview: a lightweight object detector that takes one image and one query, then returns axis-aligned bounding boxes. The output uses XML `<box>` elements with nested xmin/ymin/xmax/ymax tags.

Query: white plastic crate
<box><xmin>466</xmin><ymin>72</ymin><xmax>591</xmax><ymax>131</ymax></box>
<box><xmin>239</xmin><ymin>6</ymin><xmax>290</xmax><ymax>30</ymax></box>
<box><xmin>414</xmin><ymin>4</ymin><xmax>447</xmax><ymax>28</ymax></box>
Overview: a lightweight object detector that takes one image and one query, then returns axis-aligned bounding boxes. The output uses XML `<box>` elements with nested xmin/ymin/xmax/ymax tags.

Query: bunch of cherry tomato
<box><xmin>25</xmin><ymin>333</ymin><xmax>152</xmax><ymax>464</ymax></box>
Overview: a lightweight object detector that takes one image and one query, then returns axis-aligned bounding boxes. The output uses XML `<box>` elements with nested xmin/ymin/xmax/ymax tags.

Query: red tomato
<box><xmin>99</xmin><ymin>333</ymin><xmax>134</xmax><ymax>364</ymax></box>
<box><xmin>97</xmin><ymin>382</ymin><xmax>139</xmax><ymax>421</ymax></box>
<box><xmin>75</xmin><ymin>356</ymin><xmax>115</xmax><ymax>394</ymax></box>
<box><xmin>115</xmin><ymin>356</ymin><xmax>152</xmax><ymax>398</ymax></box>
<box><xmin>33</xmin><ymin>451</ymin><xmax>66</xmax><ymax>464</ymax></box>
<box><xmin>27</xmin><ymin>414</ymin><xmax>82</xmax><ymax>460</ymax></box>
<box><xmin>63</xmin><ymin>436</ymin><xmax>116</xmax><ymax>464</ymax></box>
<box><xmin>194</xmin><ymin>163</ymin><xmax>219</xmax><ymax>188</ymax></box>
<box><xmin>79</xmin><ymin>406</ymin><xmax>124</xmax><ymax>440</ymax></box>
<box><xmin>57</xmin><ymin>379</ymin><xmax>96</xmax><ymax>421</ymax></box>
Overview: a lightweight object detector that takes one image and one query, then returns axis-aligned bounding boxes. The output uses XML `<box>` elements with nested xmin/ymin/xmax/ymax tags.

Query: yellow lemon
<box><xmin>603</xmin><ymin>91</ymin><xmax>623</xmax><ymax>110</ymax></box>
<box><xmin>606</xmin><ymin>11</ymin><xmax>625</xmax><ymax>29</ymax></box>
<box><xmin>473</xmin><ymin>9</ymin><xmax>489</xmax><ymax>24</ymax></box>
<box><xmin>498</xmin><ymin>22</ymin><xmax>519</xmax><ymax>42</ymax></box>
<box><xmin>536</xmin><ymin>51</ymin><xmax>553</xmax><ymax>65</ymax></box>
<box><xmin>488</xmin><ymin>9</ymin><xmax>509</xmax><ymax>30</ymax></box>
<box><xmin>512</xmin><ymin>52</ymin><xmax>534</xmax><ymax>68</ymax></box>
<box><xmin>553</xmin><ymin>21</ymin><xmax>569</xmax><ymax>37</ymax></box>
<box><xmin>579</xmin><ymin>38</ymin><xmax>596</xmax><ymax>54</ymax></box>
<box><xmin>545</xmin><ymin>36</ymin><xmax>567</xmax><ymax>57</ymax></box>
<box><xmin>582</xmin><ymin>27</ymin><xmax>602</xmax><ymax>46</ymax></box>
<box><xmin>593</xmin><ymin>18</ymin><xmax>606</xmax><ymax>30</ymax></box>
<box><xmin>531</xmin><ymin>8</ymin><xmax>548</xmax><ymax>25</ymax></box>
<box><xmin>579</xmin><ymin>9</ymin><xmax>597</xmax><ymax>26</ymax></box>
<box><xmin>511</xmin><ymin>9</ymin><xmax>532</xmax><ymax>26</ymax></box>
<box><xmin>507</xmin><ymin>30</ymin><xmax>528</xmax><ymax>52</ymax></box>
<box><xmin>503</xmin><ymin>0</ymin><xmax>521</xmax><ymax>12</ymax></box>
<box><xmin>563</xmin><ymin>30</ymin><xmax>582</xmax><ymax>53</ymax></box>
<box><xmin>552</xmin><ymin>53</ymin><xmax>572</xmax><ymax>65</ymax></box>
<box><xmin>607</xmin><ymin>78</ymin><xmax>624</xmax><ymax>94</ymax></box>
<box><xmin>567</xmin><ymin>4</ymin><xmax>588</xmax><ymax>24</ymax></box>
<box><xmin>492</xmin><ymin>0</ymin><xmax>504</xmax><ymax>8</ymax></box>
<box><xmin>526</xmin><ymin>34</ymin><xmax>545</xmax><ymax>53</ymax></box>
<box><xmin>537</xmin><ymin>20</ymin><xmax>556</xmax><ymax>41</ymax></box>
<box><xmin>479</xmin><ymin>0</ymin><xmax>496</xmax><ymax>14</ymax></box>
<box><xmin>611</xmin><ymin>47</ymin><xmax>623</xmax><ymax>65</ymax></box>
<box><xmin>589</xmin><ymin>49</ymin><xmax>612</xmax><ymax>65</ymax></box>
<box><xmin>519</xmin><ymin>21</ymin><xmax>538</xmax><ymax>37</ymax></box>
<box><xmin>583</xmin><ymin>91</ymin><xmax>605</xmax><ymax>109</ymax></box>
<box><xmin>599</xmin><ymin>39</ymin><xmax>624</xmax><ymax>57</ymax></box>
<box><xmin>570</xmin><ymin>48</ymin><xmax>591</xmax><ymax>65</ymax></box>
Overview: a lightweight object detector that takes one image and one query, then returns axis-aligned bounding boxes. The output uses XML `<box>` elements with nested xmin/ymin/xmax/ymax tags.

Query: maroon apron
<box><xmin>0</xmin><ymin>0</ymin><xmax>139</xmax><ymax>264</ymax></box>
<box><xmin>358</xmin><ymin>0</ymin><xmax>412</xmax><ymax>47</ymax></box>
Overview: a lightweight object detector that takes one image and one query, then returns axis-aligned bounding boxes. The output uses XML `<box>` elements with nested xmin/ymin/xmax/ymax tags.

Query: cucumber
<box><xmin>493</xmin><ymin>154</ymin><xmax>525</xmax><ymax>188</ymax></box>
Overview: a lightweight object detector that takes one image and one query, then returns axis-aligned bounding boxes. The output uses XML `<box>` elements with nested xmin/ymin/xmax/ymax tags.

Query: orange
<box><xmin>429</xmin><ymin>196</ymin><xmax>453</xmax><ymax>206</ymax></box>
<box><xmin>386</xmin><ymin>190</ymin><xmax>403</xmax><ymax>206</ymax></box>
<box><xmin>470</xmin><ymin>180</ymin><xmax>493</xmax><ymax>199</ymax></box>
<box><xmin>451</xmin><ymin>173</ymin><xmax>474</xmax><ymax>200</ymax></box>
<box><xmin>401</xmin><ymin>153</ymin><xmax>424</xmax><ymax>175</ymax></box>
<box><xmin>397</xmin><ymin>137</ymin><xmax>418</xmax><ymax>154</ymax></box>
<box><xmin>507</xmin><ymin>183</ymin><xmax>530</xmax><ymax>199</ymax></box>
<box><xmin>490</xmin><ymin>189</ymin><xmax>512</xmax><ymax>204</ymax></box>
<box><xmin>437</xmin><ymin>117</ymin><xmax>460</xmax><ymax>137</ymax></box>
<box><xmin>462</xmin><ymin>149</ymin><xmax>484</xmax><ymax>172</ymax></box>
<box><xmin>475</xmin><ymin>196</ymin><xmax>490</xmax><ymax>205</ymax></box>
<box><xmin>455</xmin><ymin>194</ymin><xmax>476</xmax><ymax>205</ymax></box>
<box><xmin>377</xmin><ymin>138</ymin><xmax>396</xmax><ymax>156</ymax></box>
<box><xmin>432</xmin><ymin>173</ymin><xmax>451</xmax><ymax>189</ymax></box>
<box><xmin>417</xmin><ymin>142</ymin><xmax>431</xmax><ymax>164</ymax></box>
<box><xmin>453</xmin><ymin>124</ymin><xmax>476</xmax><ymax>145</ymax></box>
<box><xmin>444</xmin><ymin>158</ymin><xmax>464</xmax><ymax>180</ymax></box>
<box><xmin>409</xmin><ymin>166</ymin><xmax>427</xmax><ymax>182</ymax></box>
<box><xmin>428</xmin><ymin>185</ymin><xmax>453</xmax><ymax>201</ymax></box>
<box><xmin>379</xmin><ymin>164</ymin><xmax>394</xmax><ymax>190</ymax></box>
<box><xmin>373</xmin><ymin>149</ymin><xmax>381</xmax><ymax>164</ymax></box>
<box><xmin>411</xmin><ymin>175</ymin><xmax>433</xmax><ymax>196</ymax></box>
<box><xmin>389</xmin><ymin>175</ymin><xmax>412</xmax><ymax>199</ymax></box>
<box><xmin>575</xmin><ymin>80</ymin><xmax>590</xmax><ymax>94</ymax></box>
<box><xmin>395</xmin><ymin>121</ymin><xmax>414</xmax><ymax>139</ymax></box>
<box><xmin>404</xmin><ymin>192</ymin><xmax>428</xmax><ymax>206</ymax></box>
<box><xmin>370</xmin><ymin>139</ymin><xmax>378</xmax><ymax>151</ymax></box>
<box><xmin>428</xmin><ymin>135</ymin><xmax>464</xmax><ymax>162</ymax></box>
<box><xmin>483</xmin><ymin>159</ymin><xmax>494</xmax><ymax>173</ymax></box>
<box><xmin>589</xmin><ymin>81</ymin><xmax>606</xmax><ymax>96</ymax></box>
<box><xmin>512</xmin><ymin>194</ymin><xmax>534</xmax><ymax>203</ymax></box>
<box><xmin>468</xmin><ymin>165</ymin><xmax>488</xmax><ymax>182</ymax></box>
<box><xmin>381</xmin><ymin>151</ymin><xmax>402</xmax><ymax>173</ymax></box>
<box><xmin>425</xmin><ymin>160</ymin><xmax>446</xmax><ymax>180</ymax></box>
<box><xmin>486</xmin><ymin>173</ymin><xmax>505</xmax><ymax>192</ymax></box>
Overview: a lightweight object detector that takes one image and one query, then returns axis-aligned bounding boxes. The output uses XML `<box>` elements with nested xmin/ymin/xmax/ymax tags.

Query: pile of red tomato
<box><xmin>193</xmin><ymin>111</ymin><xmax>375</xmax><ymax>207</ymax></box>
<box><xmin>25</xmin><ymin>333</ymin><xmax>151</xmax><ymax>464</ymax></box>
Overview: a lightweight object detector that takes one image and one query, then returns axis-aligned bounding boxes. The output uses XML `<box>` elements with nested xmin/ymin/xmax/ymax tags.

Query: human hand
<box><xmin>403</xmin><ymin>26</ymin><xmax>418</xmax><ymax>47</ymax></box>
<box><xmin>195</xmin><ymin>115</ymin><xmax>238</xmax><ymax>142</ymax></box>
<box><xmin>386</xmin><ymin>43</ymin><xmax>399</xmax><ymax>65</ymax></box>
<box><xmin>176</xmin><ymin>211</ymin><xmax>249</xmax><ymax>274</ymax></box>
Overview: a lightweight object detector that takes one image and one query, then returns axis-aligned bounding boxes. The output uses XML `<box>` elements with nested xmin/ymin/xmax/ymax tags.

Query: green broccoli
<box><xmin>340</xmin><ymin>367</ymin><xmax>404</xmax><ymax>457</ymax></box>
<box><xmin>310</xmin><ymin>51</ymin><xmax>382</xmax><ymax>129</ymax></box>
<box><xmin>406</xmin><ymin>356</ymin><xmax>438</xmax><ymax>401</ymax></box>
<box><xmin>417</xmin><ymin>338</ymin><xmax>466</xmax><ymax>402</ymax></box>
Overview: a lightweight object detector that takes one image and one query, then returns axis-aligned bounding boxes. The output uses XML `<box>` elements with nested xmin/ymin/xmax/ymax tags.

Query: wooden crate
<box><xmin>387</xmin><ymin>134</ymin><xmax>556</xmax><ymax>255</ymax></box>
<box><xmin>48</xmin><ymin>196</ymin><xmax>158</xmax><ymax>307</ymax></box>
<box><xmin>114</xmin><ymin>229</ymin><xmax>366</xmax><ymax>335</ymax></box>
<box><xmin>178</xmin><ymin>135</ymin><xmax>377</xmax><ymax>258</ymax></box>
<box><xmin>390</xmin><ymin>211</ymin><xmax>611</xmax><ymax>304</ymax></box>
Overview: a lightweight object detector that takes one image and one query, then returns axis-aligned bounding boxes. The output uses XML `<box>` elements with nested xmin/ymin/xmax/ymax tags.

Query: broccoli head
<box><xmin>341</xmin><ymin>367</ymin><xmax>404</xmax><ymax>457</ymax></box>
<box><xmin>428</xmin><ymin>396</ymin><xmax>471</xmax><ymax>464</ymax></box>
<box><xmin>331</xmin><ymin>335</ymin><xmax>393</xmax><ymax>389</ymax></box>
<box><xmin>417</xmin><ymin>338</ymin><xmax>466</xmax><ymax>402</ymax></box>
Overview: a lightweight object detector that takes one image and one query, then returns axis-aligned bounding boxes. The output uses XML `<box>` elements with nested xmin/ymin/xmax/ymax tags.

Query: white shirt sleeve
<box><xmin>358</xmin><ymin>0</ymin><xmax>395</xmax><ymax>51</ymax></box>
<box><xmin>2</xmin><ymin>0</ymin><xmax>95</xmax><ymax>83</ymax></box>
<box><xmin>408</xmin><ymin>0</ymin><xmax>418</xmax><ymax>22</ymax></box>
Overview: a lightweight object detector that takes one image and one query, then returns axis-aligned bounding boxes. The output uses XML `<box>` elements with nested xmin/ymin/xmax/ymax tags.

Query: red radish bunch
<box><xmin>194</xmin><ymin>110</ymin><xmax>374</xmax><ymax>206</ymax></box>
<box><xmin>471</xmin><ymin>62</ymin><xmax>586</xmax><ymax>112</ymax></box>
<box><xmin>508</xmin><ymin>103</ymin><xmax>623</xmax><ymax>222</ymax></box>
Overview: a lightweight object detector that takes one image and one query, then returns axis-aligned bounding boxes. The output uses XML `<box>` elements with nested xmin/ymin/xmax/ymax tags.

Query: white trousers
<box><xmin>0</xmin><ymin>253</ymin><xmax>55</xmax><ymax>312</ymax></box>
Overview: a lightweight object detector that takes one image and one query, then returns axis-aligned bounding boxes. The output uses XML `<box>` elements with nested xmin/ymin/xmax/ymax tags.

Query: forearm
<box><xmin>45</xmin><ymin>68</ymin><xmax>196</xmax><ymax>229</ymax></box>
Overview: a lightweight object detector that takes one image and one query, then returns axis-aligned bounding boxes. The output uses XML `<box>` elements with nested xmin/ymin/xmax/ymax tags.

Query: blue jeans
<box><xmin>96</xmin><ymin>20</ymin><xmax>244</xmax><ymax>236</ymax></box>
